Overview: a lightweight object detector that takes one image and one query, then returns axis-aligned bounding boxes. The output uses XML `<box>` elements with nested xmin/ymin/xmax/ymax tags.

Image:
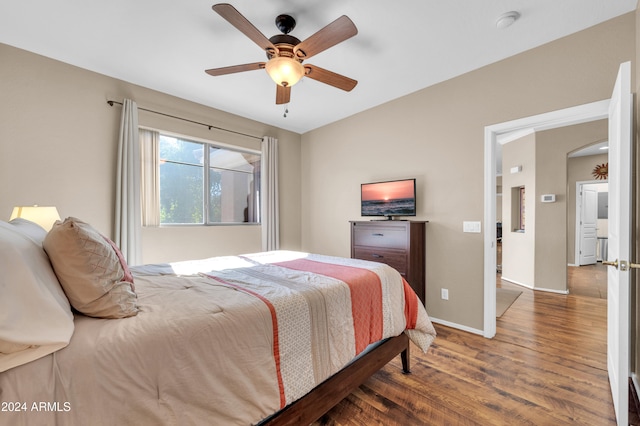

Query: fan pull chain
<box><xmin>283</xmin><ymin>104</ymin><xmax>289</xmax><ymax>118</ymax></box>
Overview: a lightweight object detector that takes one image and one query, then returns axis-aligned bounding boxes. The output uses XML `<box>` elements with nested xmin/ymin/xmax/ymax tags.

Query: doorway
<box><xmin>483</xmin><ymin>99</ymin><xmax>610</xmax><ymax>338</ymax></box>
<box><xmin>574</xmin><ymin>181</ymin><xmax>608</xmax><ymax>266</ymax></box>
<box><xmin>485</xmin><ymin>62</ymin><xmax>633</xmax><ymax>425</ymax></box>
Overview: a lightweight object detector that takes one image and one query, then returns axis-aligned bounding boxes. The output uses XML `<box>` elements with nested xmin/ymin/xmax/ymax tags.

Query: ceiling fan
<box><xmin>205</xmin><ymin>3</ymin><xmax>358</xmax><ymax>105</ymax></box>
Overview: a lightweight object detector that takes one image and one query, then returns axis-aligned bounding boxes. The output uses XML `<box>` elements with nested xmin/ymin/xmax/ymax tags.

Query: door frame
<box><xmin>483</xmin><ymin>99</ymin><xmax>610</xmax><ymax>338</ymax></box>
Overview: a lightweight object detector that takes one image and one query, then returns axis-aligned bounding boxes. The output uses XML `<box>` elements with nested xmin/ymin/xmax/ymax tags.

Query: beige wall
<box><xmin>500</xmin><ymin>123</ymin><xmax>607</xmax><ymax>293</ymax></box>
<box><xmin>301</xmin><ymin>13</ymin><xmax>635</xmax><ymax>330</ymax></box>
<box><xmin>0</xmin><ymin>43</ymin><xmax>302</xmax><ymax>264</ymax></box>
<box><xmin>533</xmin><ymin>121</ymin><xmax>608</xmax><ymax>292</ymax></box>
<box><xmin>501</xmin><ymin>133</ymin><xmax>536</xmax><ymax>288</ymax></box>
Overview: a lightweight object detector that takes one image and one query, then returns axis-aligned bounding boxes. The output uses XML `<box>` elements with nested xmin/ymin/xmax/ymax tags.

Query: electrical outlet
<box><xmin>441</xmin><ymin>288</ymin><xmax>449</xmax><ymax>300</ymax></box>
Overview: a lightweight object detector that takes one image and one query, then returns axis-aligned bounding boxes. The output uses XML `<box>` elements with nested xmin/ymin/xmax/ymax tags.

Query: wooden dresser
<box><xmin>350</xmin><ymin>220</ymin><xmax>426</xmax><ymax>304</ymax></box>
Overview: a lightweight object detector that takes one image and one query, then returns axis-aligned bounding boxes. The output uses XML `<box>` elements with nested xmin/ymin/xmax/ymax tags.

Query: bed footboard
<box><xmin>261</xmin><ymin>333</ymin><xmax>410</xmax><ymax>426</ymax></box>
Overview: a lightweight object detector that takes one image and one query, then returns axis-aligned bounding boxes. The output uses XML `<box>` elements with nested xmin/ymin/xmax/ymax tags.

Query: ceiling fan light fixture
<box><xmin>265</xmin><ymin>56</ymin><xmax>305</xmax><ymax>87</ymax></box>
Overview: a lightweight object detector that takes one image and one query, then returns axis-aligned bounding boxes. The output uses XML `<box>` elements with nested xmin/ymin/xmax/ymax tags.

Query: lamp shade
<box><xmin>10</xmin><ymin>206</ymin><xmax>61</xmax><ymax>231</ymax></box>
<box><xmin>265</xmin><ymin>57</ymin><xmax>305</xmax><ymax>87</ymax></box>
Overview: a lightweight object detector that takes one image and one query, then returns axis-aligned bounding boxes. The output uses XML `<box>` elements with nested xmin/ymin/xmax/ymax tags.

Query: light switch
<box><xmin>463</xmin><ymin>221</ymin><xmax>482</xmax><ymax>233</ymax></box>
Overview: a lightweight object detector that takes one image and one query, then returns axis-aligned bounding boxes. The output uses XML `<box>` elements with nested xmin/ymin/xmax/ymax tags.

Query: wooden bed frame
<box><xmin>261</xmin><ymin>333</ymin><xmax>410</xmax><ymax>425</ymax></box>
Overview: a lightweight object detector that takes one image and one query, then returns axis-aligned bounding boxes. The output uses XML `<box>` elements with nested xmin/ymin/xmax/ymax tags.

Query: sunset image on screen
<box><xmin>361</xmin><ymin>179</ymin><xmax>416</xmax><ymax>217</ymax></box>
<box><xmin>361</xmin><ymin>180</ymin><xmax>414</xmax><ymax>201</ymax></box>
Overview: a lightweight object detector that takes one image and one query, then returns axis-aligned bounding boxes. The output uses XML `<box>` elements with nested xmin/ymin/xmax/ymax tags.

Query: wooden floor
<box><xmin>314</xmin><ymin>266</ymin><xmax>619</xmax><ymax>425</ymax></box>
<box><xmin>568</xmin><ymin>263</ymin><xmax>608</xmax><ymax>299</ymax></box>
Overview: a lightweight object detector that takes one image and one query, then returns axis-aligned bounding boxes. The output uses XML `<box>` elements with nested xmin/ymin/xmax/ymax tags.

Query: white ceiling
<box><xmin>569</xmin><ymin>140</ymin><xmax>609</xmax><ymax>157</ymax></box>
<box><xmin>0</xmin><ymin>1</ymin><xmax>636</xmax><ymax>134</ymax></box>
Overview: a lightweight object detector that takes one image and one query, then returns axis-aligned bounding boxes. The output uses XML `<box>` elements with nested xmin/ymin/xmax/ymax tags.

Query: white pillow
<box><xmin>8</xmin><ymin>218</ymin><xmax>47</xmax><ymax>244</ymax></box>
<box><xmin>0</xmin><ymin>221</ymin><xmax>74</xmax><ymax>372</ymax></box>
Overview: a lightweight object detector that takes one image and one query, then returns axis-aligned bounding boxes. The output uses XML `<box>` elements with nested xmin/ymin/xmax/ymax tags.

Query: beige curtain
<box><xmin>261</xmin><ymin>136</ymin><xmax>279</xmax><ymax>251</ymax></box>
<box><xmin>139</xmin><ymin>129</ymin><xmax>160</xmax><ymax>227</ymax></box>
<box><xmin>114</xmin><ymin>99</ymin><xmax>142</xmax><ymax>265</ymax></box>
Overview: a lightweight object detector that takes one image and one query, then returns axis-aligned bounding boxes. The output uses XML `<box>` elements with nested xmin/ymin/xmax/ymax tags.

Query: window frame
<box><xmin>155</xmin><ymin>130</ymin><xmax>262</xmax><ymax>227</ymax></box>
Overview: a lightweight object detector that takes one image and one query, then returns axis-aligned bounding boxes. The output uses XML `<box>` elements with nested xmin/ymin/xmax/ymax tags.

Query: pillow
<box><xmin>0</xmin><ymin>221</ymin><xmax>74</xmax><ymax>372</ymax></box>
<box><xmin>43</xmin><ymin>217</ymin><xmax>138</xmax><ymax>319</ymax></box>
<box><xmin>8</xmin><ymin>217</ymin><xmax>47</xmax><ymax>244</ymax></box>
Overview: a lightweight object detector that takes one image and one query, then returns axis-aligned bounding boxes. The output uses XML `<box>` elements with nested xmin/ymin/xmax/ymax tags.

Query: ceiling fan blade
<box><xmin>294</xmin><ymin>15</ymin><xmax>357</xmax><ymax>60</ymax></box>
<box><xmin>276</xmin><ymin>84</ymin><xmax>291</xmax><ymax>105</ymax></box>
<box><xmin>205</xmin><ymin>62</ymin><xmax>265</xmax><ymax>76</ymax></box>
<box><xmin>304</xmin><ymin>65</ymin><xmax>357</xmax><ymax>91</ymax></box>
<box><xmin>213</xmin><ymin>4</ymin><xmax>278</xmax><ymax>54</ymax></box>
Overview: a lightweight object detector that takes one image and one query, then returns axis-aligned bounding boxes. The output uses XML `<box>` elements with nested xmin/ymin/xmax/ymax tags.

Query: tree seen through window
<box><xmin>158</xmin><ymin>135</ymin><xmax>260</xmax><ymax>224</ymax></box>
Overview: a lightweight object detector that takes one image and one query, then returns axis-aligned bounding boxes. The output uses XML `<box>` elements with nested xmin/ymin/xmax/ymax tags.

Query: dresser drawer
<box><xmin>353</xmin><ymin>247</ymin><xmax>407</xmax><ymax>275</ymax></box>
<box><xmin>350</xmin><ymin>220</ymin><xmax>426</xmax><ymax>304</ymax></box>
<box><xmin>352</xmin><ymin>225</ymin><xmax>407</xmax><ymax>249</ymax></box>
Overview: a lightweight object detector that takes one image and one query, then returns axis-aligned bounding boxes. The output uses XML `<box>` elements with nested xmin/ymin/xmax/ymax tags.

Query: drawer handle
<box><xmin>372</xmin><ymin>233</ymin><xmax>384</xmax><ymax>236</ymax></box>
<box><xmin>372</xmin><ymin>254</ymin><xmax>383</xmax><ymax>258</ymax></box>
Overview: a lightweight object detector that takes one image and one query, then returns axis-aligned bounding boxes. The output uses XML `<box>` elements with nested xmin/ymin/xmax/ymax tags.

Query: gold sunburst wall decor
<box><xmin>592</xmin><ymin>162</ymin><xmax>608</xmax><ymax>180</ymax></box>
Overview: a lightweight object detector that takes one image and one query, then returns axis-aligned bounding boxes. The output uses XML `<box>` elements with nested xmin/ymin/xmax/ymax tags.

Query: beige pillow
<box><xmin>43</xmin><ymin>217</ymin><xmax>138</xmax><ymax>319</ymax></box>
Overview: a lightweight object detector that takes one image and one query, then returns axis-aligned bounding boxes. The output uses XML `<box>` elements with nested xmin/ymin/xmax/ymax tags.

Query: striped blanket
<box><xmin>200</xmin><ymin>251</ymin><xmax>436</xmax><ymax>408</ymax></box>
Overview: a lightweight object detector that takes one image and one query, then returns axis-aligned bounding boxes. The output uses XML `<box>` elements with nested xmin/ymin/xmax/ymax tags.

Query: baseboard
<box><xmin>500</xmin><ymin>276</ymin><xmax>529</xmax><ymax>288</ymax></box>
<box><xmin>500</xmin><ymin>276</ymin><xmax>569</xmax><ymax>295</ymax></box>
<box><xmin>429</xmin><ymin>317</ymin><xmax>484</xmax><ymax>336</ymax></box>
<box><xmin>533</xmin><ymin>287</ymin><xmax>569</xmax><ymax>295</ymax></box>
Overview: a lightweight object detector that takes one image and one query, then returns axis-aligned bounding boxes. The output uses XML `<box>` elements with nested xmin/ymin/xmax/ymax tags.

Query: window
<box><xmin>158</xmin><ymin>134</ymin><xmax>261</xmax><ymax>225</ymax></box>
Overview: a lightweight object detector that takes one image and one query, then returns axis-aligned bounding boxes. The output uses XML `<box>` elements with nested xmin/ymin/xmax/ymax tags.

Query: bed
<box><xmin>0</xmin><ymin>217</ymin><xmax>436</xmax><ymax>426</ymax></box>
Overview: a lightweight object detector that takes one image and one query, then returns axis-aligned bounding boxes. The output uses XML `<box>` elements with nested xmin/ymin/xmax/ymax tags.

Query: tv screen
<box><xmin>361</xmin><ymin>178</ymin><xmax>416</xmax><ymax>218</ymax></box>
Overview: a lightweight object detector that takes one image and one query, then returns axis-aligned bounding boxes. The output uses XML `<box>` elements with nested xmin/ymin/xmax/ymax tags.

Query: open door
<box><xmin>605</xmin><ymin>61</ymin><xmax>632</xmax><ymax>426</ymax></box>
<box><xmin>579</xmin><ymin>186</ymin><xmax>599</xmax><ymax>265</ymax></box>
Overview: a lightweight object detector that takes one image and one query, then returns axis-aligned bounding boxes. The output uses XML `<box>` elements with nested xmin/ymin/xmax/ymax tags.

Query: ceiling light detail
<box><xmin>206</xmin><ymin>5</ymin><xmax>358</xmax><ymax>105</ymax></box>
<box><xmin>265</xmin><ymin>56</ymin><xmax>305</xmax><ymax>87</ymax></box>
<box><xmin>496</xmin><ymin>11</ymin><xmax>520</xmax><ymax>29</ymax></box>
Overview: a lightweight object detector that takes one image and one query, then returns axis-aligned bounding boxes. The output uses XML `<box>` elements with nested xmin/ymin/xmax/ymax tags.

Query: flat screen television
<box><xmin>361</xmin><ymin>178</ymin><xmax>416</xmax><ymax>219</ymax></box>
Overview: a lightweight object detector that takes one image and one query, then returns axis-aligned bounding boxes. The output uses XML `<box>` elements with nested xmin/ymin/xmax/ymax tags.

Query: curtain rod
<box><xmin>107</xmin><ymin>100</ymin><xmax>262</xmax><ymax>141</ymax></box>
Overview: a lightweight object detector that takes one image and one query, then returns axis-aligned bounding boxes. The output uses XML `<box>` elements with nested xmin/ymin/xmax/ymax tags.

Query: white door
<box><xmin>579</xmin><ymin>186</ymin><xmax>598</xmax><ymax>265</ymax></box>
<box><xmin>606</xmin><ymin>61</ymin><xmax>632</xmax><ymax>426</ymax></box>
